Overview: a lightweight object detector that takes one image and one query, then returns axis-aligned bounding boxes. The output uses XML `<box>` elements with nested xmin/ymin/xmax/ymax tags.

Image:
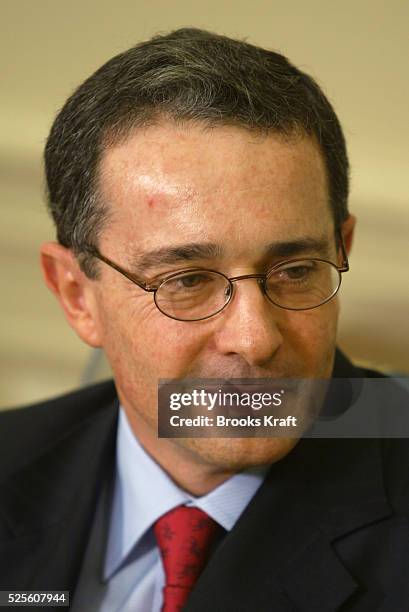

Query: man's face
<box><xmin>92</xmin><ymin>123</ymin><xmax>342</xmax><ymax>470</ymax></box>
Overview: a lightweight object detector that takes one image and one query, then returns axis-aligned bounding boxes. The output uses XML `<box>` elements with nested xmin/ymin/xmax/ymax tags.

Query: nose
<box><xmin>212</xmin><ymin>277</ymin><xmax>284</xmax><ymax>367</ymax></box>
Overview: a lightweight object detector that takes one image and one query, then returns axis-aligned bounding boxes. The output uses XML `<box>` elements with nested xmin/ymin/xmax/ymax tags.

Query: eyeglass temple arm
<box><xmin>83</xmin><ymin>247</ymin><xmax>156</xmax><ymax>292</ymax></box>
<box><xmin>337</xmin><ymin>228</ymin><xmax>350</xmax><ymax>272</ymax></box>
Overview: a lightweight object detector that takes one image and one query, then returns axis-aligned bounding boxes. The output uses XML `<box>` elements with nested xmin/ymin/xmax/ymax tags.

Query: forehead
<box><xmin>98</xmin><ymin>123</ymin><xmax>332</xmax><ymax>257</ymax></box>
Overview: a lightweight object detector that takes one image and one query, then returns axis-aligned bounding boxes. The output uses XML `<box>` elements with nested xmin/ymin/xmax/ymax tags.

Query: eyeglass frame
<box><xmin>81</xmin><ymin>230</ymin><xmax>349</xmax><ymax>321</ymax></box>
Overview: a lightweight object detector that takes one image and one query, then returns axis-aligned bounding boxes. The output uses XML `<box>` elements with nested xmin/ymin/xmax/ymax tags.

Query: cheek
<box><xmin>99</xmin><ymin>289</ymin><xmax>208</xmax><ymax>381</ymax></box>
<box><xmin>290</xmin><ymin>299</ymin><xmax>339</xmax><ymax>374</ymax></box>
<box><xmin>133</xmin><ymin>320</ymin><xmax>201</xmax><ymax>375</ymax></box>
<box><xmin>108</xmin><ymin>313</ymin><xmax>212</xmax><ymax>429</ymax></box>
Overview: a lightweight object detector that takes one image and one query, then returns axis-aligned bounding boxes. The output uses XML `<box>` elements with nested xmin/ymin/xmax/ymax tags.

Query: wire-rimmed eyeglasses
<box><xmin>82</xmin><ymin>235</ymin><xmax>349</xmax><ymax>322</ymax></box>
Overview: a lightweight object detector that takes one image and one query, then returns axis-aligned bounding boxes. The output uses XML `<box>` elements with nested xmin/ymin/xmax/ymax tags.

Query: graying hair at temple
<box><xmin>44</xmin><ymin>27</ymin><xmax>349</xmax><ymax>278</ymax></box>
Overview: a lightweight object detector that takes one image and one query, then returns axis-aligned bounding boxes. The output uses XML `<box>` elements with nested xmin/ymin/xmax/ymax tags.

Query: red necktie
<box><xmin>154</xmin><ymin>506</ymin><xmax>220</xmax><ymax>612</ymax></box>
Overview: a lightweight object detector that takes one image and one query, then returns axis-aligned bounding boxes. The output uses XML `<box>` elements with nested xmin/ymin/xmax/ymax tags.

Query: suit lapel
<box><xmin>186</xmin><ymin>437</ymin><xmax>391</xmax><ymax>611</ymax></box>
<box><xmin>0</xmin><ymin>399</ymin><xmax>118</xmax><ymax>593</ymax></box>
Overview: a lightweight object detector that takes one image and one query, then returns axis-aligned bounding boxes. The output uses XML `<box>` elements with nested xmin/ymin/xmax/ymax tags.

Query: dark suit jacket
<box><xmin>1</xmin><ymin>351</ymin><xmax>409</xmax><ymax>611</ymax></box>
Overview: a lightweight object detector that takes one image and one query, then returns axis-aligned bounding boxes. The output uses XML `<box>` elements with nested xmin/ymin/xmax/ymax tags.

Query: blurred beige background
<box><xmin>1</xmin><ymin>0</ymin><xmax>408</xmax><ymax>409</ymax></box>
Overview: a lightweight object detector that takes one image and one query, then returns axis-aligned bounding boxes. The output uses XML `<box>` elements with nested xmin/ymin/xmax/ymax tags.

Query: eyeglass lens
<box><xmin>154</xmin><ymin>261</ymin><xmax>341</xmax><ymax>321</ymax></box>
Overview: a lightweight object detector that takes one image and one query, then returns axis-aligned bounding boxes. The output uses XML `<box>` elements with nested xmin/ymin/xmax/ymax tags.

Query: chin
<box><xmin>178</xmin><ymin>436</ymin><xmax>300</xmax><ymax>471</ymax></box>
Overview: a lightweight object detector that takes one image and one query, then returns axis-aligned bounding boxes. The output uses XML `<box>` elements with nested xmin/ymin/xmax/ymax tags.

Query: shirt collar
<box><xmin>104</xmin><ymin>407</ymin><xmax>266</xmax><ymax>579</ymax></box>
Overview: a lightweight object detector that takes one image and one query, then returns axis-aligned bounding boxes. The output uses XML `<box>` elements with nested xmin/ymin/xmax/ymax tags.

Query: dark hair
<box><xmin>44</xmin><ymin>27</ymin><xmax>349</xmax><ymax>277</ymax></box>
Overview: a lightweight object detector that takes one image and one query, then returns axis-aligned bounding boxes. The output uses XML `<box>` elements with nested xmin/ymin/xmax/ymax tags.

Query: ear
<box><xmin>340</xmin><ymin>214</ymin><xmax>356</xmax><ymax>255</ymax></box>
<box><xmin>40</xmin><ymin>242</ymin><xmax>102</xmax><ymax>348</ymax></box>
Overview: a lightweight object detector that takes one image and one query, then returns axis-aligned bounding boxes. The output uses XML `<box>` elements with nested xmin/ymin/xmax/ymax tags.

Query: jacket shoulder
<box><xmin>0</xmin><ymin>380</ymin><xmax>118</xmax><ymax>475</ymax></box>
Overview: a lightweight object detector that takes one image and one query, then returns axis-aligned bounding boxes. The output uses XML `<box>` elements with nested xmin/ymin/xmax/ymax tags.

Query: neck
<box><xmin>122</xmin><ymin>405</ymin><xmax>237</xmax><ymax>496</ymax></box>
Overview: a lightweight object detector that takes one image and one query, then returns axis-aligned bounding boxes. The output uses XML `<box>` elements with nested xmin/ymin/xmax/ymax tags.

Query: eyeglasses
<box><xmin>83</xmin><ymin>235</ymin><xmax>349</xmax><ymax>322</ymax></box>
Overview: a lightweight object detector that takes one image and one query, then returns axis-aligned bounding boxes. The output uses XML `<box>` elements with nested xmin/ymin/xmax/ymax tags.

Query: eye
<box><xmin>161</xmin><ymin>271</ymin><xmax>215</xmax><ymax>295</ymax></box>
<box><xmin>268</xmin><ymin>260</ymin><xmax>318</xmax><ymax>286</ymax></box>
<box><xmin>280</xmin><ymin>263</ymin><xmax>315</xmax><ymax>280</ymax></box>
<box><xmin>176</xmin><ymin>273</ymin><xmax>208</xmax><ymax>289</ymax></box>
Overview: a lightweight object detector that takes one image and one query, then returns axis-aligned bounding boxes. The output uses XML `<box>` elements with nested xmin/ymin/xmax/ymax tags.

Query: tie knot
<box><xmin>154</xmin><ymin>506</ymin><xmax>220</xmax><ymax>611</ymax></box>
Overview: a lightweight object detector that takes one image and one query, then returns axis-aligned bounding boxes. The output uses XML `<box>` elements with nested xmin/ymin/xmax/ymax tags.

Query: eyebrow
<box><xmin>129</xmin><ymin>243</ymin><xmax>224</xmax><ymax>274</ymax></box>
<box><xmin>129</xmin><ymin>236</ymin><xmax>331</xmax><ymax>275</ymax></box>
<box><xmin>263</xmin><ymin>236</ymin><xmax>330</xmax><ymax>260</ymax></box>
